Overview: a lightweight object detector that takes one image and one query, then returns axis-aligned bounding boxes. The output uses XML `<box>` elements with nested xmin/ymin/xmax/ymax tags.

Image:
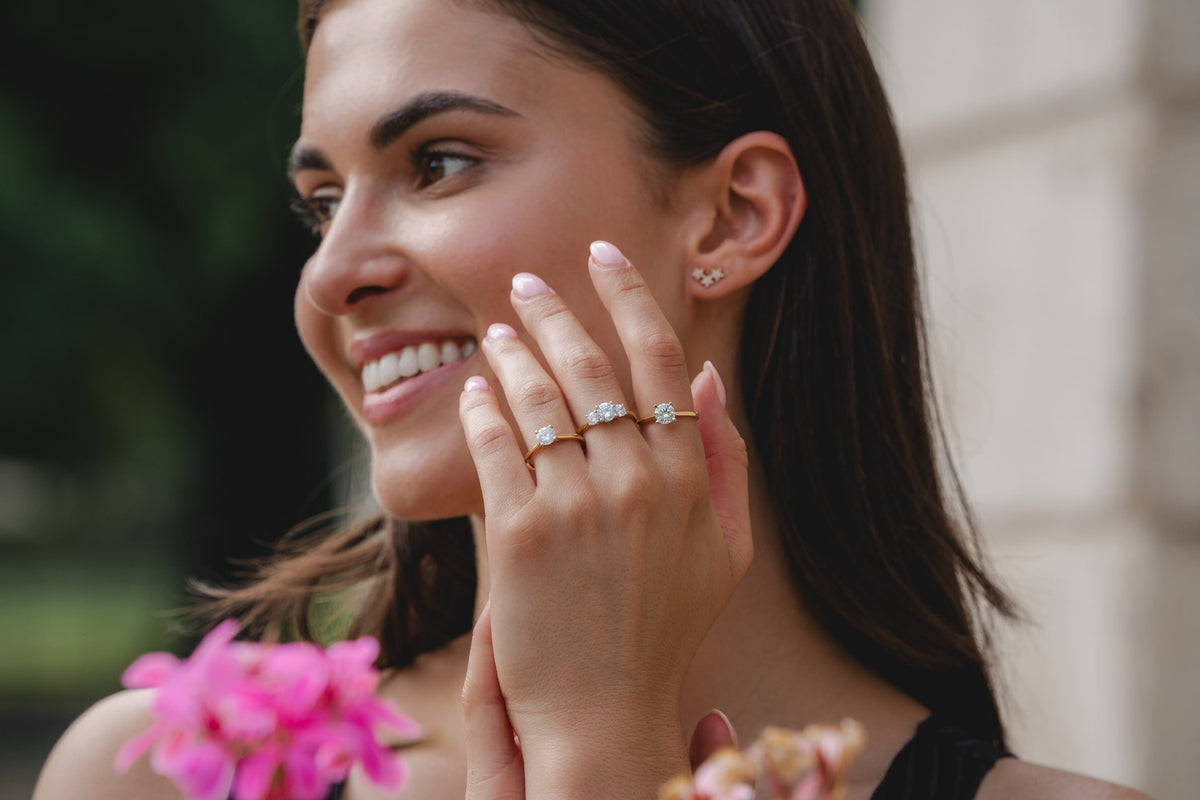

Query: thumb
<box><xmin>691</xmin><ymin>360</ymin><xmax>753</xmax><ymax>581</ymax></box>
<box><xmin>688</xmin><ymin>708</ymin><xmax>739</xmax><ymax>771</ymax></box>
<box><xmin>462</xmin><ymin>602</ymin><xmax>525</xmax><ymax>800</ymax></box>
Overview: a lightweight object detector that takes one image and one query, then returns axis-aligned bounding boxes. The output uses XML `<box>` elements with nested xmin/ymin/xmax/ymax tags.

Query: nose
<box><xmin>300</xmin><ymin>197</ymin><xmax>410</xmax><ymax>316</ymax></box>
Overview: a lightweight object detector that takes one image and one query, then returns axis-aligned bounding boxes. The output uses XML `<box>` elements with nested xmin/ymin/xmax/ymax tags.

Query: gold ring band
<box><xmin>524</xmin><ymin>426</ymin><xmax>586</xmax><ymax>471</ymax></box>
<box><xmin>635</xmin><ymin>402</ymin><xmax>700</xmax><ymax>427</ymax></box>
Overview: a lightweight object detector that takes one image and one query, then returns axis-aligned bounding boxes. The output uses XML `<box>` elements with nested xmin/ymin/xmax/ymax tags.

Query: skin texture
<box><xmin>33</xmin><ymin>0</ymin><xmax>1154</xmax><ymax>798</ymax></box>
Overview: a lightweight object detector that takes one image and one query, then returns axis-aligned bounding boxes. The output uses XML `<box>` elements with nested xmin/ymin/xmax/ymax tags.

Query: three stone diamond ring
<box><xmin>523</xmin><ymin>425</ymin><xmax>586</xmax><ymax>471</ymax></box>
<box><xmin>575</xmin><ymin>401</ymin><xmax>636</xmax><ymax>434</ymax></box>
<box><xmin>635</xmin><ymin>401</ymin><xmax>700</xmax><ymax>427</ymax></box>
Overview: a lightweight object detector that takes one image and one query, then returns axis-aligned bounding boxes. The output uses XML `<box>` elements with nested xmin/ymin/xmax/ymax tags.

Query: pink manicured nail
<box><xmin>463</xmin><ymin>376</ymin><xmax>489</xmax><ymax>392</ymax></box>
<box><xmin>705</xmin><ymin>360</ymin><xmax>727</xmax><ymax>407</ymax></box>
<box><xmin>512</xmin><ymin>272</ymin><xmax>551</xmax><ymax>299</ymax></box>
<box><xmin>711</xmin><ymin>708</ymin><xmax>738</xmax><ymax>749</ymax></box>
<box><xmin>486</xmin><ymin>323</ymin><xmax>517</xmax><ymax>341</ymax></box>
<box><xmin>589</xmin><ymin>240</ymin><xmax>627</xmax><ymax>269</ymax></box>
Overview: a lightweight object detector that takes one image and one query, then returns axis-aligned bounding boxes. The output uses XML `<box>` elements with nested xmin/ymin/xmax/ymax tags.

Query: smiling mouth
<box><xmin>361</xmin><ymin>337</ymin><xmax>478</xmax><ymax>394</ymax></box>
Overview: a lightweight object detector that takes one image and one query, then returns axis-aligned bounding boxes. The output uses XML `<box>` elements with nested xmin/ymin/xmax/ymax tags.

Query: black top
<box><xmin>323</xmin><ymin>714</ymin><xmax>1012</xmax><ymax>800</ymax></box>
<box><xmin>870</xmin><ymin>715</ymin><xmax>1014</xmax><ymax>800</ymax></box>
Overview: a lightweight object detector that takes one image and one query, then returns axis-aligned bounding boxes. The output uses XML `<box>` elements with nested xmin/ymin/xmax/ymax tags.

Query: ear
<box><xmin>681</xmin><ymin>131</ymin><xmax>806</xmax><ymax>297</ymax></box>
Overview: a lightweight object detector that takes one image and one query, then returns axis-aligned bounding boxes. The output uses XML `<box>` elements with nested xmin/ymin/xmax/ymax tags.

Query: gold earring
<box><xmin>691</xmin><ymin>267</ymin><xmax>725</xmax><ymax>288</ymax></box>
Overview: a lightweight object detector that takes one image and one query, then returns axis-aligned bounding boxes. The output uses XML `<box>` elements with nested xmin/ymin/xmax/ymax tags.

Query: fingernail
<box><xmin>705</xmin><ymin>360</ymin><xmax>727</xmax><ymax>407</ymax></box>
<box><xmin>512</xmin><ymin>272</ymin><xmax>551</xmax><ymax>299</ymax></box>
<box><xmin>486</xmin><ymin>323</ymin><xmax>517</xmax><ymax>341</ymax></box>
<box><xmin>711</xmin><ymin>708</ymin><xmax>738</xmax><ymax>748</ymax></box>
<box><xmin>589</xmin><ymin>240</ymin><xmax>627</xmax><ymax>269</ymax></box>
<box><xmin>463</xmin><ymin>376</ymin><xmax>489</xmax><ymax>392</ymax></box>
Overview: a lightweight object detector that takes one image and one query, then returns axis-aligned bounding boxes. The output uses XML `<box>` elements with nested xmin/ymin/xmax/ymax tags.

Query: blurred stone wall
<box><xmin>863</xmin><ymin>1</ymin><xmax>1199</xmax><ymax>797</ymax></box>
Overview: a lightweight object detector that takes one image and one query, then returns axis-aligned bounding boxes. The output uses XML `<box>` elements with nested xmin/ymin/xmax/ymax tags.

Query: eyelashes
<box><xmin>289</xmin><ymin>191</ymin><xmax>337</xmax><ymax>237</ymax></box>
<box><xmin>288</xmin><ymin>146</ymin><xmax>482</xmax><ymax>238</ymax></box>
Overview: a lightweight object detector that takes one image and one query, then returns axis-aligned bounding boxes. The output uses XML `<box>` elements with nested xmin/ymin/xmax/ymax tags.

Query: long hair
<box><xmin>210</xmin><ymin>0</ymin><xmax>1017</xmax><ymax>745</ymax></box>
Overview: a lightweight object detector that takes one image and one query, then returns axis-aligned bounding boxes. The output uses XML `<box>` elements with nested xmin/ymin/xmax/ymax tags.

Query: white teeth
<box><xmin>417</xmin><ymin>342</ymin><xmax>440</xmax><ymax>373</ymax></box>
<box><xmin>397</xmin><ymin>347</ymin><xmax>419</xmax><ymax>379</ymax></box>
<box><xmin>379</xmin><ymin>352</ymin><xmax>401</xmax><ymax>387</ymax></box>
<box><xmin>362</xmin><ymin>338</ymin><xmax>478</xmax><ymax>393</ymax></box>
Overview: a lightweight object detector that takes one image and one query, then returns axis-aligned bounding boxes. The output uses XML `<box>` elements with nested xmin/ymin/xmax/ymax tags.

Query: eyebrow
<box><xmin>287</xmin><ymin>90</ymin><xmax>520</xmax><ymax>179</ymax></box>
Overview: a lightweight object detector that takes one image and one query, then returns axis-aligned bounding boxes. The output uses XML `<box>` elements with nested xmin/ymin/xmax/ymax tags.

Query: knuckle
<box><xmin>503</xmin><ymin>504</ymin><xmax>554</xmax><ymax>556</ymax></box>
<box><xmin>511</xmin><ymin>377</ymin><xmax>561</xmax><ymax>415</ymax></box>
<box><xmin>560</xmin><ymin>343</ymin><xmax>612</xmax><ymax>383</ymax></box>
<box><xmin>638</xmin><ymin>330</ymin><xmax>686</xmax><ymax>371</ymax></box>
<box><xmin>470</xmin><ymin>419</ymin><xmax>513</xmax><ymax>461</ymax></box>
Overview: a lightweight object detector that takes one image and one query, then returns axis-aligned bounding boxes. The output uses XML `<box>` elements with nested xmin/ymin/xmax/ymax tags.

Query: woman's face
<box><xmin>292</xmin><ymin>0</ymin><xmax>692</xmax><ymax>519</ymax></box>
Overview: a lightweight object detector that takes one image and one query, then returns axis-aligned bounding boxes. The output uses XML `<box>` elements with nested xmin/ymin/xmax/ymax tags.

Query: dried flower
<box><xmin>115</xmin><ymin>620</ymin><xmax>419</xmax><ymax>800</ymax></box>
<box><xmin>661</xmin><ymin>718</ymin><xmax>866</xmax><ymax>800</ymax></box>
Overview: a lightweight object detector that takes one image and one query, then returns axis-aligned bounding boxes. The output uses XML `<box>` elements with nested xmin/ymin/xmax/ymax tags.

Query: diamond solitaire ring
<box><xmin>635</xmin><ymin>402</ymin><xmax>700</xmax><ymax>427</ymax></box>
<box><xmin>575</xmin><ymin>400</ymin><xmax>634</xmax><ymax>434</ymax></box>
<box><xmin>523</xmin><ymin>424</ymin><xmax>586</xmax><ymax>470</ymax></box>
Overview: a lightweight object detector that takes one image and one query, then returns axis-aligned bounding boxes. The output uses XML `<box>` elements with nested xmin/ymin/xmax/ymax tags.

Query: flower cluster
<box><xmin>660</xmin><ymin>719</ymin><xmax>866</xmax><ymax>800</ymax></box>
<box><xmin>115</xmin><ymin>620</ymin><xmax>419</xmax><ymax>800</ymax></box>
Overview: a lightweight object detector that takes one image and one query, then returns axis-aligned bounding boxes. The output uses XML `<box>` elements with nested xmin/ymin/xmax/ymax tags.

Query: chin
<box><xmin>369</xmin><ymin>444</ymin><xmax>482</xmax><ymax>521</ymax></box>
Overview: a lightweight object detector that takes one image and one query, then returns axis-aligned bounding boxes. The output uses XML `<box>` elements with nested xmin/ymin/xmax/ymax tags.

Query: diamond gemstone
<box><xmin>598</xmin><ymin>402</ymin><xmax>617</xmax><ymax>422</ymax></box>
<box><xmin>587</xmin><ymin>411</ymin><xmax>600</xmax><ymax>426</ymax></box>
<box><xmin>654</xmin><ymin>402</ymin><xmax>676</xmax><ymax>424</ymax></box>
<box><xmin>616</xmin><ymin>403</ymin><xmax>626</xmax><ymax>417</ymax></box>
<box><xmin>536</xmin><ymin>425</ymin><xmax>557</xmax><ymax>446</ymax></box>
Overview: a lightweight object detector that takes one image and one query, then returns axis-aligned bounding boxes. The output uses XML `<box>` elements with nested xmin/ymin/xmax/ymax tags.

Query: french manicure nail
<box><xmin>705</xmin><ymin>360</ymin><xmax>727</xmax><ymax>407</ymax></box>
<box><xmin>589</xmin><ymin>240</ymin><xmax>627</xmax><ymax>269</ymax></box>
<box><xmin>463</xmin><ymin>376</ymin><xmax>489</xmax><ymax>392</ymax></box>
<box><xmin>486</xmin><ymin>323</ymin><xmax>517</xmax><ymax>341</ymax></box>
<box><xmin>512</xmin><ymin>272</ymin><xmax>551</xmax><ymax>299</ymax></box>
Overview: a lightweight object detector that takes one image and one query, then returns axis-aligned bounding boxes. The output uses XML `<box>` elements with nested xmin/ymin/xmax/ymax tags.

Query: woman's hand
<box><xmin>458</xmin><ymin>241</ymin><xmax>753</xmax><ymax>798</ymax></box>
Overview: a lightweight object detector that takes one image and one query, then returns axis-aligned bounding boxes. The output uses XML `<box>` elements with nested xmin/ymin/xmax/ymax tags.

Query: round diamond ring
<box><xmin>523</xmin><ymin>425</ymin><xmax>586</xmax><ymax>470</ymax></box>
<box><xmin>636</xmin><ymin>402</ymin><xmax>700</xmax><ymax>427</ymax></box>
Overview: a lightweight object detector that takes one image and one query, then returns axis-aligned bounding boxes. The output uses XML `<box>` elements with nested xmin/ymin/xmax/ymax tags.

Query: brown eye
<box><xmin>420</xmin><ymin>151</ymin><xmax>478</xmax><ymax>185</ymax></box>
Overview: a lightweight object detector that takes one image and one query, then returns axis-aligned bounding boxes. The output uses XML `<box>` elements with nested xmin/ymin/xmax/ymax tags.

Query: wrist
<box><xmin>519</xmin><ymin>714</ymin><xmax>690</xmax><ymax>799</ymax></box>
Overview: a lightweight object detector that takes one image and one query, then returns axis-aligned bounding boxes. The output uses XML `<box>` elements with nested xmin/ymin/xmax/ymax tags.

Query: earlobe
<box><xmin>685</xmin><ymin>131</ymin><xmax>806</xmax><ymax>298</ymax></box>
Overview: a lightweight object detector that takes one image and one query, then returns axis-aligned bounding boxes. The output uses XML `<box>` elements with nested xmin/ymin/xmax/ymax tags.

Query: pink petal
<box><xmin>121</xmin><ymin>653</ymin><xmax>180</xmax><ymax>689</ymax></box>
<box><xmin>176</xmin><ymin>739</ymin><xmax>236</xmax><ymax>800</ymax></box>
<box><xmin>358</xmin><ymin>734</ymin><xmax>404</xmax><ymax>789</ymax></box>
<box><xmin>233</xmin><ymin>747</ymin><xmax>282</xmax><ymax>800</ymax></box>
<box><xmin>283</xmin><ymin>748</ymin><xmax>329</xmax><ymax>800</ymax></box>
<box><xmin>113</xmin><ymin>725</ymin><xmax>163</xmax><ymax>772</ymax></box>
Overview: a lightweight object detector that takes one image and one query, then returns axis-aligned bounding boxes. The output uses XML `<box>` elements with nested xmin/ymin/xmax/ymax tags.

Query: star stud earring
<box><xmin>692</xmin><ymin>267</ymin><xmax>725</xmax><ymax>288</ymax></box>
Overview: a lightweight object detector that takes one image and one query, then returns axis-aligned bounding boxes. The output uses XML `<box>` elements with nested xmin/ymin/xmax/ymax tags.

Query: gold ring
<box><xmin>635</xmin><ymin>402</ymin><xmax>700</xmax><ymax>427</ymax></box>
<box><xmin>524</xmin><ymin>425</ymin><xmax>586</xmax><ymax>471</ymax></box>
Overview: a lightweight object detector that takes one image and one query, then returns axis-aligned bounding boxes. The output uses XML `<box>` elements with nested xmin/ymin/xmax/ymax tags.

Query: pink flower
<box><xmin>116</xmin><ymin>620</ymin><xmax>420</xmax><ymax>800</ymax></box>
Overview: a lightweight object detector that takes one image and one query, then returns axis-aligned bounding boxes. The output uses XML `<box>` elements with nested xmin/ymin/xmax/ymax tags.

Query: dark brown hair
<box><xmin>209</xmin><ymin>0</ymin><xmax>1017</xmax><ymax>745</ymax></box>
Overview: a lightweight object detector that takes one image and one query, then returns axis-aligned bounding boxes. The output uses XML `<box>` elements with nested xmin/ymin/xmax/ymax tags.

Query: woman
<box><xmin>36</xmin><ymin>0</ymin><xmax>1148</xmax><ymax>798</ymax></box>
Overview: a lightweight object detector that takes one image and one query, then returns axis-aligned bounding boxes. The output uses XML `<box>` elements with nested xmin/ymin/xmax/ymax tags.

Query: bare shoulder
<box><xmin>33</xmin><ymin>689</ymin><xmax>180</xmax><ymax>800</ymax></box>
<box><xmin>346</xmin><ymin>636</ymin><xmax>469</xmax><ymax>799</ymax></box>
<box><xmin>980</xmin><ymin>759</ymin><xmax>1154</xmax><ymax>800</ymax></box>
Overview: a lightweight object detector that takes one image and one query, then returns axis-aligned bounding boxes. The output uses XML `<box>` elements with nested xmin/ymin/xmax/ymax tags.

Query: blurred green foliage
<box><xmin>0</xmin><ymin>0</ymin><xmax>338</xmax><ymax>703</ymax></box>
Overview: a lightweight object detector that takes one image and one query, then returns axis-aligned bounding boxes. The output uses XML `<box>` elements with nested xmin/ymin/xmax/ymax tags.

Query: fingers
<box><xmin>692</xmin><ymin>362</ymin><xmax>754</xmax><ymax>581</ymax></box>
<box><xmin>688</xmin><ymin>709</ymin><xmax>739</xmax><ymax>771</ymax></box>
<box><xmin>459</xmin><ymin>376</ymin><xmax>536</xmax><ymax>514</ymax></box>
<box><xmin>587</xmin><ymin>241</ymin><xmax>703</xmax><ymax>461</ymax></box>
<box><xmin>481</xmin><ymin>322</ymin><xmax>586</xmax><ymax>476</ymax></box>
<box><xmin>463</xmin><ymin>603</ymin><xmax>526</xmax><ymax>800</ymax></box>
